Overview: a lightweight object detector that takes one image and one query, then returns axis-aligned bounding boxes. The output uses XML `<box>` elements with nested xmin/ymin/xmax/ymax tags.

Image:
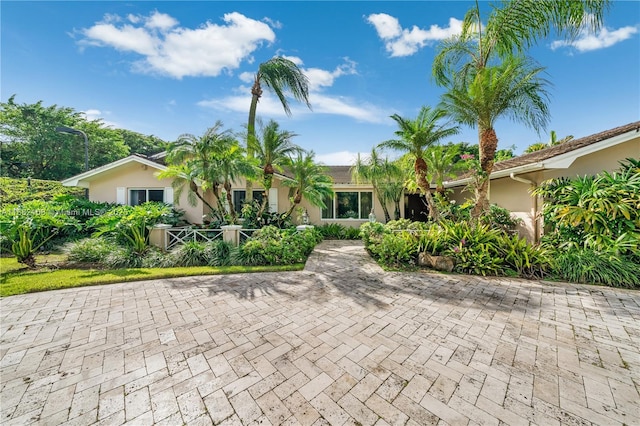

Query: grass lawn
<box><xmin>0</xmin><ymin>256</ymin><xmax>304</xmax><ymax>297</ymax></box>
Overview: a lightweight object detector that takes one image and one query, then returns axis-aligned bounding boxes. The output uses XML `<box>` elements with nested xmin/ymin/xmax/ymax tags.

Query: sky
<box><xmin>2</xmin><ymin>1</ymin><xmax>639</xmax><ymax>165</ymax></box>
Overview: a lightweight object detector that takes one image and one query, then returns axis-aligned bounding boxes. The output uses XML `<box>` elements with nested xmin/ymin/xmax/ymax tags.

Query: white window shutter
<box><xmin>116</xmin><ymin>187</ymin><xmax>126</xmax><ymax>205</ymax></box>
<box><xmin>269</xmin><ymin>188</ymin><xmax>278</xmax><ymax>213</ymax></box>
<box><xmin>164</xmin><ymin>187</ymin><xmax>174</xmax><ymax>204</ymax></box>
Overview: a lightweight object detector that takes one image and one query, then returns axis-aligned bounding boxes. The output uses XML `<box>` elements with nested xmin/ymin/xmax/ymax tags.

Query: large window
<box><xmin>232</xmin><ymin>190</ymin><xmax>264</xmax><ymax>213</ymax></box>
<box><xmin>130</xmin><ymin>189</ymin><xmax>164</xmax><ymax>206</ymax></box>
<box><xmin>322</xmin><ymin>191</ymin><xmax>373</xmax><ymax>219</ymax></box>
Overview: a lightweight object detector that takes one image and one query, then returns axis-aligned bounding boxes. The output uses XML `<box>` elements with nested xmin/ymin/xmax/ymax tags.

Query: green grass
<box><xmin>0</xmin><ymin>256</ymin><xmax>304</xmax><ymax>297</ymax></box>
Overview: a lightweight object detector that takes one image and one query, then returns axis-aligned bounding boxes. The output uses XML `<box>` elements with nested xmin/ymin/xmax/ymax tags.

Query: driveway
<box><xmin>1</xmin><ymin>240</ymin><xmax>639</xmax><ymax>425</ymax></box>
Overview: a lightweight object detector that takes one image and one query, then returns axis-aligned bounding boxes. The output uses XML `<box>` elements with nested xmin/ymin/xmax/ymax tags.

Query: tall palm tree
<box><xmin>525</xmin><ymin>130</ymin><xmax>574</xmax><ymax>153</ymax></box>
<box><xmin>379</xmin><ymin>106</ymin><xmax>459</xmax><ymax>221</ymax></box>
<box><xmin>280</xmin><ymin>151</ymin><xmax>333</xmax><ymax>220</ymax></box>
<box><xmin>440</xmin><ymin>55</ymin><xmax>551</xmax><ymax>215</ymax></box>
<box><xmin>250</xmin><ymin>119</ymin><xmax>301</xmax><ymax>216</ymax></box>
<box><xmin>433</xmin><ymin>0</ymin><xmax>610</xmax><ymax>215</ymax></box>
<box><xmin>246</xmin><ymin>57</ymin><xmax>311</xmax><ymax>201</ymax></box>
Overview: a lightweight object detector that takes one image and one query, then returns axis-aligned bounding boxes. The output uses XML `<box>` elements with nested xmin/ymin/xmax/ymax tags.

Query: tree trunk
<box><xmin>246</xmin><ymin>78</ymin><xmax>262</xmax><ymax>202</ymax></box>
<box><xmin>224</xmin><ymin>181</ymin><xmax>237</xmax><ymax>224</ymax></box>
<box><xmin>415</xmin><ymin>157</ymin><xmax>439</xmax><ymax>221</ymax></box>
<box><xmin>257</xmin><ymin>171</ymin><xmax>273</xmax><ymax>218</ymax></box>
<box><xmin>190</xmin><ymin>180</ymin><xmax>219</xmax><ymax>218</ymax></box>
<box><xmin>375</xmin><ymin>187</ymin><xmax>391</xmax><ymax>222</ymax></box>
<box><xmin>472</xmin><ymin>127</ymin><xmax>498</xmax><ymax>217</ymax></box>
<box><xmin>283</xmin><ymin>191</ymin><xmax>301</xmax><ymax>220</ymax></box>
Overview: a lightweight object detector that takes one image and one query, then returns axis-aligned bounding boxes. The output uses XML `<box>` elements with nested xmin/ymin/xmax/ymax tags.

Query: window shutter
<box><xmin>269</xmin><ymin>188</ymin><xmax>278</xmax><ymax>213</ymax></box>
<box><xmin>116</xmin><ymin>187</ymin><xmax>126</xmax><ymax>205</ymax></box>
<box><xmin>164</xmin><ymin>187</ymin><xmax>174</xmax><ymax>204</ymax></box>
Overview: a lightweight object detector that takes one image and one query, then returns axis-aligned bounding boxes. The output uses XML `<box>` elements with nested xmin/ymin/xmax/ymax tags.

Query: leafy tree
<box><xmin>281</xmin><ymin>151</ymin><xmax>333</xmax><ymax>220</ymax></box>
<box><xmin>215</xmin><ymin>136</ymin><xmax>257</xmax><ymax>224</ymax></box>
<box><xmin>0</xmin><ymin>95</ymin><xmax>129</xmax><ymax>180</ymax></box>
<box><xmin>433</xmin><ymin>0</ymin><xmax>610</xmax><ymax>215</ymax></box>
<box><xmin>379</xmin><ymin>106</ymin><xmax>459</xmax><ymax>221</ymax></box>
<box><xmin>246</xmin><ymin>57</ymin><xmax>311</xmax><ymax>201</ymax></box>
<box><xmin>119</xmin><ymin>129</ymin><xmax>168</xmax><ymax>156</ymax></box>
<box><xmin>424</xmin><ymin>143</ymin><xmax>461</xmax><ymax>193</ymax></box>
<box><xmin>250</xmin><ymin>120</ymin><xmax>301</xmax><ymax>217</ymax></box>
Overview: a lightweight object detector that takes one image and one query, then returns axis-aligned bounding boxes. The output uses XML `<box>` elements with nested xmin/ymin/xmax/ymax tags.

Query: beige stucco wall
<box><xmin>448</xmin><ymin>136</ymin><xmax>639</xmax><ymax>242</ymax></box>
<box><xmin>87</xmin><ymin>162</ymin><xmax>204</xmax><ymax>224</ymax></box>
<box><xmin>227</xmin><ymin>177</ymin><xmax>388</xmax><ymax>227</ymax></box>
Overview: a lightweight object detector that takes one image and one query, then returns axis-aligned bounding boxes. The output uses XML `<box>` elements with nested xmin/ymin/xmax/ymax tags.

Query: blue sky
<box><xmin>2</xmin><ymin>1</ymin><xmax>639</xmax><ymax>165</ymax></box>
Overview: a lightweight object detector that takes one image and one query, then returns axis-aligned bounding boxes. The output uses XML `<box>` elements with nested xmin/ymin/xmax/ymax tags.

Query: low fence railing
<box><xmin>165</xmin><ymin>228</ymin><xmax>223</xmax><ymax>250</ymax></box>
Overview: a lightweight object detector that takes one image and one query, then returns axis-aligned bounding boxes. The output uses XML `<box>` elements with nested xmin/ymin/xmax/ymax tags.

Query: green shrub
<box><xmin>141</xmin><ymin>247</ymin><xmax>173</xmax><ymax>268</ymax></box>
<box><xmin>367</xmin><ymin>231</ymin><xmax>419</xmax><ymax>267</ymax></box>
<box><xmin>231</xmin><ymin>242</ymin><xmax>267</xmax><ymax>266</ymax></box>
<box><xmin>205</xmin><ymin>240</ymin><xmax>233</xmax><ymax>267</ymax></box>
<box><xmin>104</xmin><ymin>246</ymin><xmax>144</xmax><ymax>269</ymax></box>
<box><xmin>65</xmin><ymin>237</ymin><xmax>113</xmax><ymax>263</ymax></box>
<box><xmin>0</xmin><ymin>177</ymin><xmax>85</xmax><ymax>206</ymax></box>
<box><xmin>499</xmin><ymin>234</ymin><xmax>551</xmax><ymax>279</ymax></box>
<box><xmin>171</xmin><ymin>241</ymin><xmax>208</xmax><ymax>267</ymax></box>
<box><xmin>360</xmin><ymin>221</ymin><xmax>386</xmax><ymax>247</ymax></box>
<box><xmin>235</xmin><ymin>225</ymin><xmax>321</xmax><ymax>265</ymax></box>
<box><xmin>552</xmin><ymin>248</ymin><xmax>640</xmax><ymax>288</ymax></box>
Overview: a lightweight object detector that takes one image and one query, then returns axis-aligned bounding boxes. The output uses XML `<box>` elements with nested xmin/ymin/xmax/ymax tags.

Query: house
<box><xmin>61</xmin><ymin>155</ymin><xmax>388</xmax><ymax>226</ymax></box>
<box><xmin>444</xmin><ymin>121</ymin><xmax>640</xmax><ymax>241</ymax></box>
<box><xmin>62</xmin><ymin>121</ymin><xmax>639</xmax><ymax>238</ymax></box>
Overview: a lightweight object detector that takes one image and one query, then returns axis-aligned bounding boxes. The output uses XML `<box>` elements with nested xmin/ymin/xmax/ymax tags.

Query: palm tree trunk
<box><xmin>473</xmin><ymin>127</ymin><xmax>498</xmax><ymax>217</ymax></box>
<box><xmin>246</xmin><ymin>79</ymin><xmax>262</xmax><ymax>202</ymax></box>
<box><xmin>257</xmin><ymin>169</ymin><xmax>273</xmax><ymax>217</ymax></box>
<box><xmin>415</xmin><ymin>158</ymin><xmax>439</xmax><ymax>221</ymax></box>
<box><xmin>224</xmin><ymin>181</ymin><xmax>237</xmax><ymax>224</ymax></box>
<box><xmin>375</xmin><ymin>187</ymin><xmax>391</xmax><ymax>222</ymax></box>
<box><xmin>283</xmin><ymin>191</ymin><xmax>302</xmax><ymax>220</ymax></box>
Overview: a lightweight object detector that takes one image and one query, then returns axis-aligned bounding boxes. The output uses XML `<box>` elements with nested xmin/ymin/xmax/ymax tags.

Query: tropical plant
<box><xmin>439</xmin><ymin>55</ymin><xmax>551</xmax><ymax>216</ymax></box>
<box><xmin>525</xmin><ymin>130</ymin><xmax>574</xmax><ymax>153</ymax></box>
<box><xmin>433</xmin><ymin>0</ymin><xmax>610</xmax><ymax>216</ymax></box>
<box><xmin>280</xmin><ymin>151</ymin><xmax>334</xmax><ymax>220</ymax></box>
<box><xmin>534</xmin><ymin>160</ymin><xmax>640</xmax><ymax>256</ymax></box>
<box><xmin>160</xmin><ymin>122</ymin><xmax>236</xmax><ymax>222</ymax></box>
<box><xmin>65</xmin><ymin>237</ymin><xmax>113</xmax><ymax>264</ymax></box>
<box><xmin>351</xmin><ymin>148</ymin><xmax>403</xmax><ymax>222</ymax></box>
<box><xmin>424</xmin><ymin>143</ymin><xmax>461</xmax><ymax>193</ymax></box>
<box><xmin>250</xmin><ymin>119</ymin><xmax>300</xmax><ymax>217</ymax></box>
<box><xmin>379</xmin><ymin>106</ymin><xmax>459</xmax><ymax>221</ymax></box>
<box><xmin>246</xmin><ymin>57</ymin><xmax>311</xmax><ymax>202</ymax></box>
<box><xmin>552</xmin><ymin>248</ymin><xmax>639</xmax><ymax>288</ymax></box>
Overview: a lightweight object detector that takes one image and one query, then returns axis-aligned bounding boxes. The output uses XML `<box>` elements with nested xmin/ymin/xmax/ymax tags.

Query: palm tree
<box><xmin>440</xmin><ymin>55</ymin><xmax>551</xmax><ymax>215</ymax></box>
<box><xmin>250</xmin><ymin>119</ymin><xmax>300</xmax><ymax>217</ymax></box>
<box><xmin>157</xmin><ymin>163</ymin><xmax>225</xmax><ymax>223</ymax></box>
<box><xmin>246</xmin><ymin>57</ymin><xmax>311</xmax><ymax>202</ymax></box>
<box><xmin>351</xmin><ymin>148</ymin><xmax>402</xmax><ymax>222</ymax></box>
<box><xmin>162</xmin><ymin>122</ymin><xmax>234</xmax><ymax>221</ymax></box>
<box><xmin>280</xmin><ymin>151</ymin><xmax>333</xmax><ymax>220</ymax></box>
<box><xmin>525</xmin><ymin>130</ymin><xmax>574</xmax><ymax>153</ymax></box>
<box><xmin>214</xmin><ymin>136</ymin><xmax>257</xmax><ymax>224</ymax></box>
<box><xmin>433</xmin><ymin>0</ymin><xmax>609</xmax><ymax>215</ymax></box>
<box><xmin>424</xmin><ymin>143</ymin><xmax>461</xmax><ymax>193</ymax></box>
<box><xmin>379</xmin><ymin>106</ymin><xmax>459</xmax><ymax>221</ymax></box>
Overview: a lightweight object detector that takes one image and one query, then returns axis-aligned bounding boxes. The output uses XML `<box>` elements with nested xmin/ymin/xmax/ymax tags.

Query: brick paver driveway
<box><xmin>1</xmin><ymin>240</ymin><xmax>639</xmax><ymax>425</ymax></box>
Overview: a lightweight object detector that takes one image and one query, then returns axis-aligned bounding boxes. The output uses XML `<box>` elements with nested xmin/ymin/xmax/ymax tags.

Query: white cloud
<box><xmin>198</xmin><ymin>57</ymin><xmax>388</xmax><ymax>123</ymax></box>
<box><xmin>551</xmin><ymin>24</ymin><xmax>638</xmax><ymax>52</ymax></box>
<box><xmin>367</xmin><ymin>13</ymin><xmax>463</xmax><ymax>57</ymax></box>
<box><xmin>316</xmin><ymin>151</ymin><xmax>361</xmax><ymax>166</ymax></box>
<box><xmin>82</xmin><ymin>109</ymin><xmax>118</xmax><ymax>128</ymax></box>
<box><xmin>79</xmin><ymin>11</ymin><xmax>276</xmax><ymax>79</ymax></box>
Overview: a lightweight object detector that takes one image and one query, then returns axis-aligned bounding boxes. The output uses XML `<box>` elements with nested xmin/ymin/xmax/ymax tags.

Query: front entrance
<box><xmin>404</xmin><ymin>193</ymin><xmax>429</xmax><ymax>222</ymax></box>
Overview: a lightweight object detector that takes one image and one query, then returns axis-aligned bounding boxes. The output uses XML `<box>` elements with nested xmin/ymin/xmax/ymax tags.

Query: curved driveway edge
<box><xmin>1</xmin><ymin>240</ymin><xmax>639</xmax><ymax>425</ymax></box>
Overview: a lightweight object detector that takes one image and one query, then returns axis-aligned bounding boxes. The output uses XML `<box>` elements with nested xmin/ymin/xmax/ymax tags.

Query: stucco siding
<box><xmin>87</xmin><ymin>162</ymin><xmax>204</xmax><ymax>224</ymax></box>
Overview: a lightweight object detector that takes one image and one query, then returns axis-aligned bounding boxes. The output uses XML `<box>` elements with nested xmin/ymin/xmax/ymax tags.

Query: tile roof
<box><xmin>491</xmin><ymin>121</ymin><xmax>640</xmax><ymax>173</ymax></box>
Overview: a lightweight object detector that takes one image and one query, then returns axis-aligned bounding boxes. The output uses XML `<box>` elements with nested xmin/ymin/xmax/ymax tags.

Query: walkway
<box><xmin>1</xmin><ymin>240</ymin><xmax>639</xmax><ymax>425</ymax></box>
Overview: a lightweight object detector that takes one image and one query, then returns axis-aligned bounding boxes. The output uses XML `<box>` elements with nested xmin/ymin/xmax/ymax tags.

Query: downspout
<box><xmin>509</xmin><ymin>173</ymin><xmax>539</xmax><ymax>243</ymax></box>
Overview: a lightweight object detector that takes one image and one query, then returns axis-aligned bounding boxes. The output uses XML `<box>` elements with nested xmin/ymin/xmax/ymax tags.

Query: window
<box><xmin>129</xmin><ymin>189</ymin><xmax>164</xmax><ymax>206</ymax></box>
<box><xmin>232</xmin><ymin>190</ymin><xmax>264</xmax><ymax>213</ymax></box>
<box><xmin>322</xmin><ymin>191</ymin><xmax>373</xmax><ymax>219</ymax></box>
